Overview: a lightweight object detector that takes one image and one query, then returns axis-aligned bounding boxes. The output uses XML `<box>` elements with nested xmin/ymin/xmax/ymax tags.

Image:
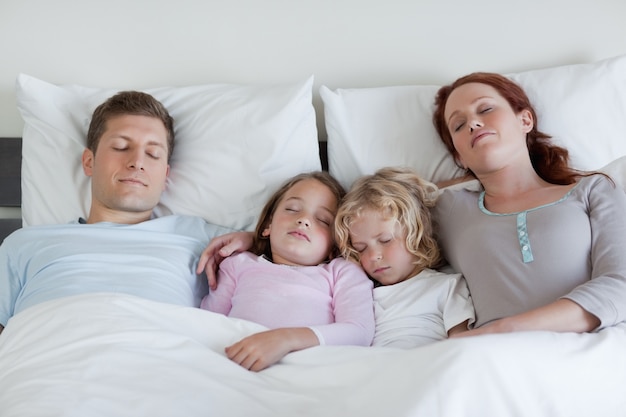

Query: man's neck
<box><xmin>85</xmin><ymin>209</ymin><xmax>152</xmax><ymax>225</ymax></box>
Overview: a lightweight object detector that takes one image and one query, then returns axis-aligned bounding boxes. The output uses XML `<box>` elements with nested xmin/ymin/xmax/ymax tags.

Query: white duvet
<box><xmin>1</xmin><ymin>293</ymin><xmax>624</xmax><ymax>417</ymax></box>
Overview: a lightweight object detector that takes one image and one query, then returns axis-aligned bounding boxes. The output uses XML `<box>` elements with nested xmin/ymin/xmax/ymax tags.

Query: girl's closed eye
<box><xmin>317</xmin><ymin>216</ymin><xmax>332</xmax><ymax>226</ymax></box>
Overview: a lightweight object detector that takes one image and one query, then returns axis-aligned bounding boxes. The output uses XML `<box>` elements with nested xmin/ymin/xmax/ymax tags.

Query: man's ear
<box><xmin>82</xmin><ymin>149</ymin><xmax>94</xmax><ymax>177</ymax></box>
<box><xmin>162</xmin><ymin>164</ymin><xmax>170</xmax><ymax>191</ymax></box>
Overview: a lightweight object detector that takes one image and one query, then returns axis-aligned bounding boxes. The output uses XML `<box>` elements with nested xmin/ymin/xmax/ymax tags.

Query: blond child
<box><xmin>201</xmin><ymin>171</ymin><xmax>375</xmax><ymax>371</ymax></box>
<box><xmin>335</xmin><ymin>167</ymin><xmax>474</xmax><ymax>349</ymax></box>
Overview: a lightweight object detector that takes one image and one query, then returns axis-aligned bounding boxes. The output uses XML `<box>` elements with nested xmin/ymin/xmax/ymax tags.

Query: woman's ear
<box><xmin>454</xmin><ymin>156</ymin><xmax>467</xmax><ymax>170</ymax></box>
<box><xmin>261</xmin><ymin>225</ymin><xmax>271</xmax><ymax>237</ymax></box>
<box><xmin>519</xmin><ymin>109</ymin><xmax>534</xmax><ymax>133</ymax></box>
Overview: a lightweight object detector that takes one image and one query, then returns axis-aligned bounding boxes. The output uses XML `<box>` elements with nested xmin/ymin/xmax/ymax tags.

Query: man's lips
<box><xmin>119</xmin><ymin>178</ymin><xmax>147</xmax><ymax>187</ymax></box>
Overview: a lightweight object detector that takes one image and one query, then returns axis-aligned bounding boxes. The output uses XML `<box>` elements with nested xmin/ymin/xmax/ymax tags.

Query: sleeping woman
<box><xmin>432</xmin><ymin>72</ymin><xmax>626</xmax><ymax>335</ymax></box>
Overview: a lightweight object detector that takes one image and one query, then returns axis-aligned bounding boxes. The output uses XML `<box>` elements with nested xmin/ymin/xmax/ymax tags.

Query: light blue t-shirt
<box><xmin>0</xmin><ymin>215</ymin><xmax>232</xmax><ymax>326</ymax></box>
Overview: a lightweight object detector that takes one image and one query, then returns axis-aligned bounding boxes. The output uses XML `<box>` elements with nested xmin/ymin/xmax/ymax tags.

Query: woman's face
<box><xmin>443</xmin><ymin>82</ymin><xmax>533</xmax><ymax>176</ymax></box>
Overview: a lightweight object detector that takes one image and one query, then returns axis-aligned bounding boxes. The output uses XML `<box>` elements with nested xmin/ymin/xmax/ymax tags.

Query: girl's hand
<box><xmin>225</xmin><ymin>328</ymin><xmax>319</xmax><ymax>372</ymax></box>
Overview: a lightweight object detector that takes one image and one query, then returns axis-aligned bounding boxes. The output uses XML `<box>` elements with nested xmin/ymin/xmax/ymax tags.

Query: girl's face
<box><xmin>348</xmin><ymin>209</ymin><xmax>420</xmax><ymax>286</ymax></box>
<box><xmin>263</xmin><ymin>178</ymin><xmax>337</xmax><ymax>266</ymax></box>
<box><xmin>444</xmin><ymin>82</ymin><xmax>533</xmax><ymax>176</ymax></box>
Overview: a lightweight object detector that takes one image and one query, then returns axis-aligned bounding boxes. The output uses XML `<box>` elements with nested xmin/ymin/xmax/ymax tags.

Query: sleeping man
<box><xmin>0</xmin><ymin>91</ymin><xmax>251</xmax><ymax>335</ymax></box>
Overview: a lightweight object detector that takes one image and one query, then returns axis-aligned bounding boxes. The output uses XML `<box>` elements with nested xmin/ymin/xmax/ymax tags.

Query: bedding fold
<box><xmin>1</xmin><ymin>293</ymin><xmax>624</xmax><ymax>417</ymax></box>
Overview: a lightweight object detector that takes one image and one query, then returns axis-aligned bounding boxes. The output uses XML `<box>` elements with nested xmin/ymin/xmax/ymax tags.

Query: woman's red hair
<box><xmin>432</xmin><ymin>72</ymin><xmax>583</xmax><ymax>185</ymax></box>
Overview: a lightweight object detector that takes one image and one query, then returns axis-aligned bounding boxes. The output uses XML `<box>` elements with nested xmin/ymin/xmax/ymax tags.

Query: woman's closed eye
<box><xmin>452</xmin><ymin>120</ymin><xmax>465</xmax><ymax>132</ymax></box>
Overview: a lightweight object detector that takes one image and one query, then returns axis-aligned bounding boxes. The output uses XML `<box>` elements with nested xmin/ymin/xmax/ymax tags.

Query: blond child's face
<box><xmin>349</xmin><ymin>209</ymin><xmax>421</xmax><ymax>286</ymax></box>
<box><xmin>262</xmin><ymin>178</ymin><xmax>337</xmax><ymax>266</ymax></box>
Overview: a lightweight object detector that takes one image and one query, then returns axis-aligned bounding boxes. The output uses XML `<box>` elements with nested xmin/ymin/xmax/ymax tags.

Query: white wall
<box><xmin>1</xmin><ymin>0</ymin><xmax>626</xmax><ymax>218</ymax></box>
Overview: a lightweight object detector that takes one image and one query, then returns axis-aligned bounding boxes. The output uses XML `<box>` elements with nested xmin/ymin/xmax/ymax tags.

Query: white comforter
<box><xmin>1</xmin><ymin>293</ymin><xmax>624</xmax><ymax>417</ymax></box>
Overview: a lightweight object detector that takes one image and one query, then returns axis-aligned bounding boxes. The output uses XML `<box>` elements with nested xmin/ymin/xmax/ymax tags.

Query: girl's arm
<box><xmin>196</xmin><ymin>231</ymin><xmax>254</xmax><ymax>290</ymax></box>
<box><xmin>199</xmin><ymin>255</ymin><xmax>238</xmax><ymax>314</ymax></box>
<box><xmin>310</xmin><ymin>259</ymin><xmax>375</xmax><ymax>346</ymax></box>
<box><xmin>224</xmin><ymin>327</ymin><xmax>319</xmax><ymax>372</ymax></box>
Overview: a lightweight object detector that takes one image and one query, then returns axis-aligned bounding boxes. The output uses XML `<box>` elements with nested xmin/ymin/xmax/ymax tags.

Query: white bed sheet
<box><xmin>1</xmin><ymin>293</ymin><xmax>624</xmax><ymax>417</ymax></box>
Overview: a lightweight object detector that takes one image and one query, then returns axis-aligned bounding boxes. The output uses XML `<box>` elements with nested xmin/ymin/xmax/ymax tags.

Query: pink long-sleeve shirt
<box><xmin>201</xmin><ymin>252</ymin><xmax>375</xmax><ymax>346</ymax></box>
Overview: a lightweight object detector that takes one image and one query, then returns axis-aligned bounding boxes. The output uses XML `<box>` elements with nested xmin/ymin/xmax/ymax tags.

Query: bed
<box><xmin>1</xmin><ymin>54</ymin><xmax>626</xmax><ymax>417</ymax></box>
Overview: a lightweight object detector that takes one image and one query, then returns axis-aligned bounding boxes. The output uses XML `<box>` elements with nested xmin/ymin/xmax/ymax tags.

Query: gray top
<box><xmin>434</xmin><ymin>174</ymin><xmax>626</xmax><ymax>329</ymax></box>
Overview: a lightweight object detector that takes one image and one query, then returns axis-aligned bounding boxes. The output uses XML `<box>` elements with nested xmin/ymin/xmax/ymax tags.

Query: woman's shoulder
<box><xmin>434</xmin><ymin>182</ymin><xmax>482</xmax><ymax>217</ymax></box>
<box><xmin>573</xmin><ymin>172</ymin><xmax>621</xmax><ymax>195</ymax></box>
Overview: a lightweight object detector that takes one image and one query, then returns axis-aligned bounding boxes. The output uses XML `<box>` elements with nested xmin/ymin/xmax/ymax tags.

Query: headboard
<box><xmin>0</xmin><ymin>137</ymin><xmax>21</xmax><ymax>241</ymax></box>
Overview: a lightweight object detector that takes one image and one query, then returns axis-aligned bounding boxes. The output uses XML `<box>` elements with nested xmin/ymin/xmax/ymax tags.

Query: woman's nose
<box><xmin>469</xmin><ymin>119</ymin><xmax>483</xmax><ymax>133</ymax></box>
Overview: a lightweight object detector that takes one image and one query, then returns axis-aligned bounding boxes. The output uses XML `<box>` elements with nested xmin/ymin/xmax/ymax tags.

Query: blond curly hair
<box><xmin>334</xmin><ymin>167</ymin><xmax>443</xmax><ymax>271</ymax></box>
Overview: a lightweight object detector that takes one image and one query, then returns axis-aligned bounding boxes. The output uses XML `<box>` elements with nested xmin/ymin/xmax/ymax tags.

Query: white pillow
<box><xmin>16</xmin><ymin>74</ymin><xmax>320</xmax><ymax>230</ymax></box>
<box><xmin>321</xmin><ymin>54</ymin><xmax>626</xmax><ymax>190</ymax></box>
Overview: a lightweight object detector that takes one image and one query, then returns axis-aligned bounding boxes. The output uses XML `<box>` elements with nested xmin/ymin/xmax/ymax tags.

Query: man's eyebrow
<box><xmin>112</xmin><ymin>135</ymin><xmax>167</xmax><ymax>149</ymax></box>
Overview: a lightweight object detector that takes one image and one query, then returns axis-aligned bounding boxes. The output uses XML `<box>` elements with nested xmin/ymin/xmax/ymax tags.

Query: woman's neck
<box><xmin>478</xmin><ymin>166</ymin><xmax>548</xmax><ymax>200</ymax></box>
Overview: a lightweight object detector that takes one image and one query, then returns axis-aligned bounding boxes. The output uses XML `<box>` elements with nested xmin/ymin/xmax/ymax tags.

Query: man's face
<box><xmin>82</xmin><ymin>114</ymin><xmax>170</xmax><ymax>223</ymax></box>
